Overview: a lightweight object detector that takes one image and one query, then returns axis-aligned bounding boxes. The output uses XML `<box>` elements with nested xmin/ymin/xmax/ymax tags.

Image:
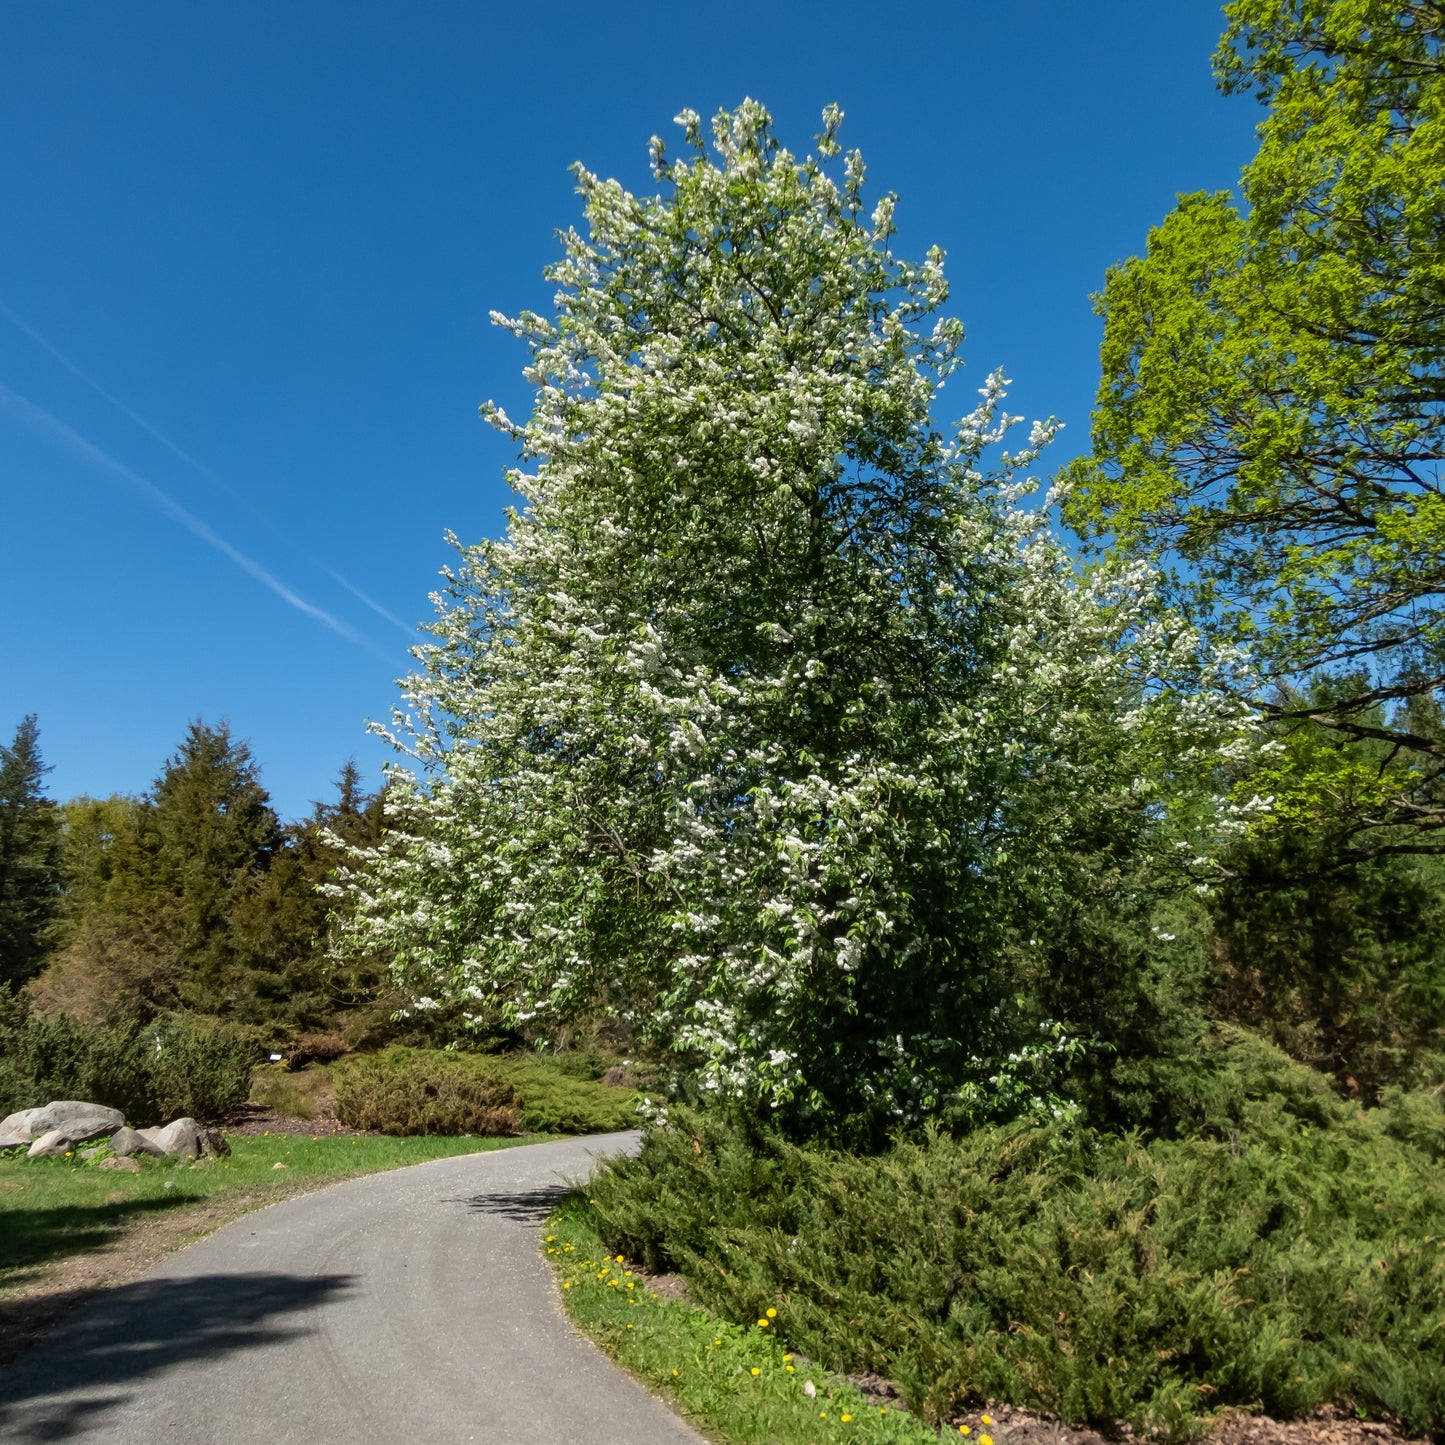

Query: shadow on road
<box><xmin>451</xmin><ymin>1181</ymin><xmax>570</xmax><ymax>1224</ymax></box>
<box><xmin>0</xmin><ymin>1270</ymin><xmax>355</xmax><ymax>1442</ymax></box>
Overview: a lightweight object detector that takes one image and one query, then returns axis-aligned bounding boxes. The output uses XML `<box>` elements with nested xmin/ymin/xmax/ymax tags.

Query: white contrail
<box><xmin>0</xmin><ymin>381</ymin><xmax>396</xmax><ymax>661</ymax></box>
<box><xmin>0</xmin><ymin>299</ymin><xmax>241</xmax><ymax>500</ymax></box>
<box><xmin>325</xmin><ymin>567</ymin><xmax>415</xmax><ymax>634</ymax></box>
<box><xmin>0</xmin><ymin>300</ymin><xmax>417</xmax><ymax>641</ymax></box>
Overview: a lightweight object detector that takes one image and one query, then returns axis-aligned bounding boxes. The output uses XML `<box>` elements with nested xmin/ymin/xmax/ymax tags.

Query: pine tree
<box><xmin>0</xmin><ymin>716</ymin><xmax>62</xmax><ymax>987</ymax></box>
<box><xmin>230</xmin><ymin>760</ymin><xmax>389</xmax><ymax>1034</ymax></box>
<box><xmin>145</xmin><ymin>720</ymin><xmax>282</xmax><ymax>1013</ymax></box>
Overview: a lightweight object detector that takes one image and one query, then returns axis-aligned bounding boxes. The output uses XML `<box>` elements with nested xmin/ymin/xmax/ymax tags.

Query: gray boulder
<box><xmin>98</xmin><ymin>1155</ymin><xmax>141</xmax><ymax>1173</ymax></box>
<box><xmin>109</xmin><ymin>1126</ymin><xmax>166</xmax><ymax>1159</ymax></box>
<box><xmin>28</xmin><ymin>1101</ymin><xmax>126</xmax><ymax>1145</ymax></box>
<box><xmin>0</xmin><ymin>1133</ymin><xmax>30</xmax><ymax>1151</ymax></box>
<box><xmin>0</xmin><ymin>1107</ymin><xmax>47</xmax><ymax>1142</ymax></box>
<box><xmin>199</xmin><ymin>1128</ymin><xmax>231</xmax><ymax>1159</ymax></box>
<box><xmin>26</xmin><ymin>1129</ymin><xmax>72</xmax><ymax>1159</ymax></box>
<box><xmin>139</xmin><ymin>1118</ymin><xmax>204</xmax><ymax>1159</ymax></box>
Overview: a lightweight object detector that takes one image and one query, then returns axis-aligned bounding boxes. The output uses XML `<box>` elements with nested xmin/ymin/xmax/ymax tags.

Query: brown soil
<box><xmin>834</xmin><ymin>1383</ymin><xmax>1429</xmax><ymax>1445</ymax></box>
<box><xmin>932</xmin><ymin>1403</ymin><xmax>1429</xmax><ymax>1445</ymax></box>
<box><xmin>212</xmin><ymin>1103</ymin><xmax>378</xmax><ymax>1137</ymax></box>
<box><xmin>629</xmin><ymin>1264</ymin><xmax>692</xmax><ymax>1302</ymax></box>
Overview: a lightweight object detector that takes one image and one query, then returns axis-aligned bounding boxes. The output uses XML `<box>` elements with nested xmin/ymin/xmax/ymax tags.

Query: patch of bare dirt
<box><xmin>934</xmin><ymin>1400</ymin><xmax>1426</xmax><ymax>1445</ymax></box>
<box><xmin>1205</xmin><ymin>1406</ymin><xmax>1422</xmax><ymax>1445</ymax></box>
<box><xmin>628</xmin><ymin>1262</ymin><xmax>692</xmax><ymax>1302</ymax></box>
<box><xmin>211</xmin><ymin>1103</ymin><xmax>377</xmax><ymax>1137</ymax></box>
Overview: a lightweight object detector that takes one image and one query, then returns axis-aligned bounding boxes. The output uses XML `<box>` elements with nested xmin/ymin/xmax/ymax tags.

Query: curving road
<box><xmin>0</xmin><ymin>1131</ymin><xmax>703</xmax><ymax>1444</ymax></box>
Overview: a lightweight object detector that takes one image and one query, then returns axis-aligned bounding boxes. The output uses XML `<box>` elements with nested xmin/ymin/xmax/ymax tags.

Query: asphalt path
<box><xmin>0</xmin><ymin>1131</ymin><xmax>704</xmax><ymax>1444</ymax></box>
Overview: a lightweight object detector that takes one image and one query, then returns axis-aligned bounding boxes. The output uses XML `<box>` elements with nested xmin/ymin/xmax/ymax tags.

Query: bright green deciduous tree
<box><xmin>0</xmin><ymin>716</ymin><xmax>62</xmax><ymax>987</ymax></box>
<box><xmin>338</xmin><ymin>103</ymin><xmax>1254</xmax><ymax>1132</ymax></box>
<box><xmin>1065</xmin><ymin>0</ymin><xmax>1445</xmax><ymax>856</ymax></box>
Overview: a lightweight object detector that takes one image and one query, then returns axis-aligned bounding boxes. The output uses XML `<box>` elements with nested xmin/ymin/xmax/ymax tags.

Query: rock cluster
<box><xmin>0</xmin><ymin>1100</ymin><xmax>229</xmax><ymax>1161</ymax></box>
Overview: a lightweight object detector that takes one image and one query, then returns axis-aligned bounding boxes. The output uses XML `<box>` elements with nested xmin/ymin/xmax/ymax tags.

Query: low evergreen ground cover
<box><xmin>576</xmin><ymin>1035</ymin><xmax>1445</xmax><ymax>1441</ymax></box>
<box><xmin>331</xmin><ymin>1046</ymin><xmax>641</xmax><ymax>1136</ymax></box>
<box><xmin>0</xmin><ymin>1133</ymin><xmax>522</xmax><ymax>1291</ymax></box>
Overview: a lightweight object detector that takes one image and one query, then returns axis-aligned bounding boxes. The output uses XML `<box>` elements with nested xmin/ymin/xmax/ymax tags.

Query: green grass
<box><xmin>0</xmin><ymin>1133</ymin><xmax>527</xmax><ymax>1286</ymax></box>
<box><xmin>546</xmin><ymin>1199</ymin><xmax>945</xmax><ymax>1445</ymax></box>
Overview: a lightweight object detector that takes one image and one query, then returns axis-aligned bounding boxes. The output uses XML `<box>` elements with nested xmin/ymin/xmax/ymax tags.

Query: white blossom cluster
<box><xmin>332</xmin><ymin>102</ymin><xmax>1259</xmax><ymax>1121</ymax></box>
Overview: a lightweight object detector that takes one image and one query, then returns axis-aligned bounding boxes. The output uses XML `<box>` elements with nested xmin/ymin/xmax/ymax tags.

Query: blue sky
<box><xmin>0</xmin><ymin>2</ymin><xmax>1260</xmax><ymax>820</ymax></box>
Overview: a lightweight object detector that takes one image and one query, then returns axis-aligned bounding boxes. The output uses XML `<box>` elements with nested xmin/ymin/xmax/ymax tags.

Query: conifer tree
<box><xmin>0</xmin><ymin>716</ymin><xmax>62</xmax><ymax>987</ymax></box>
<box><xmin>27</xmin><ymin>723</ymin><xmax>280</xmax><ymax>1019</ymax></box>
<box><xmin>230</xmin><ymin>760</ymin><xmax>388</xmax><ymax>1033</ymax></box>
<box><xmin>145</xmin><ymin>721</ymin><xmax>282</xmax><ymax>1012</ymax></box>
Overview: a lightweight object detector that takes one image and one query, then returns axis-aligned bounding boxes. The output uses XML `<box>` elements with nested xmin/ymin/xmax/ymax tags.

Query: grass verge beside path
<box><xmin>546</xmin><ymin>1199</ymin><xmax>944</xmax><ymax>1445</ymax></box>
<box><xmin>0</xmin><ymin>1132</ymin><xmax>533</xmax><ymax>1364</ymax></box>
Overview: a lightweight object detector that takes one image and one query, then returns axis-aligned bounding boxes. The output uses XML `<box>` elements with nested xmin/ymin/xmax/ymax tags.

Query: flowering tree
<box><xmin>338</xmin><ymin>103</ymin><xmax>1255</xmax><ymax>1129</ymax></box>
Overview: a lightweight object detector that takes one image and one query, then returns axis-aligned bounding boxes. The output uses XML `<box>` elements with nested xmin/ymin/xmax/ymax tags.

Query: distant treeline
<box><xmin>0</xmin><ymin>714</ymin><xmax>411</xmax><ymax>1046</ymax></box>
<box><xmin>3</xmin><ymin>710</ymin><xmax>1445</xmax><ymax>1092</ymax></box>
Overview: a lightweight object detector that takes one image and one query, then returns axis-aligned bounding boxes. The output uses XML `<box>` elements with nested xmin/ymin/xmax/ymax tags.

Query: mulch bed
<box><xmin>845</xmin><ymin>1384</ymin><xmax>1426</xmax><ymax>1445</ymax></box>
<box><xmin>211</xmin><ymin>1103</ymin><xmax>378</xmax><ymax>1138</ymax></box>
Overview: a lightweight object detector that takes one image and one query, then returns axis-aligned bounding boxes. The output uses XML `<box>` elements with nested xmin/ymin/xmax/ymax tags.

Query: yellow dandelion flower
<box><xmin>750</xmin><ymin>1367</ymin><xmax>761</xmax><ymax>1377</ymax></box>
<box><xmin>757</xmin><ymin>1318</ymin><xmax>769</xmax><ymax>1328</ymax></box>
<box><xmin>766</xmin><ymin>1307</ymin><xmax>777</xmax><ymax>1318</ymax></box>
<box><xmin>783</xmin><ymin>1353</ymin><xmax>793</xmax><ymax>1362</ymax></box>
<box><xmin>842</xmin><ymin>1414</ymin><xmax>853</xmax><ymax>1423</ymax></box>
<box><xmin>982</xmin><ymin>1417</ymin><xmax>994</xmax><ymax>1427</ymax></box>
<box><xmin>981</xmin><ymin>1434</ymin><xmax>994</xmax><ymax>1445</ymax></box>
<box><xmin>960</xmin><ymin>1428</ymin><xmax>970</xmax><ymax>1436</ymax></box>
<box><xmin>786</xmin><ymin>1365</ymin><xmax>795</xmax><ymax>1373</ymax></box>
